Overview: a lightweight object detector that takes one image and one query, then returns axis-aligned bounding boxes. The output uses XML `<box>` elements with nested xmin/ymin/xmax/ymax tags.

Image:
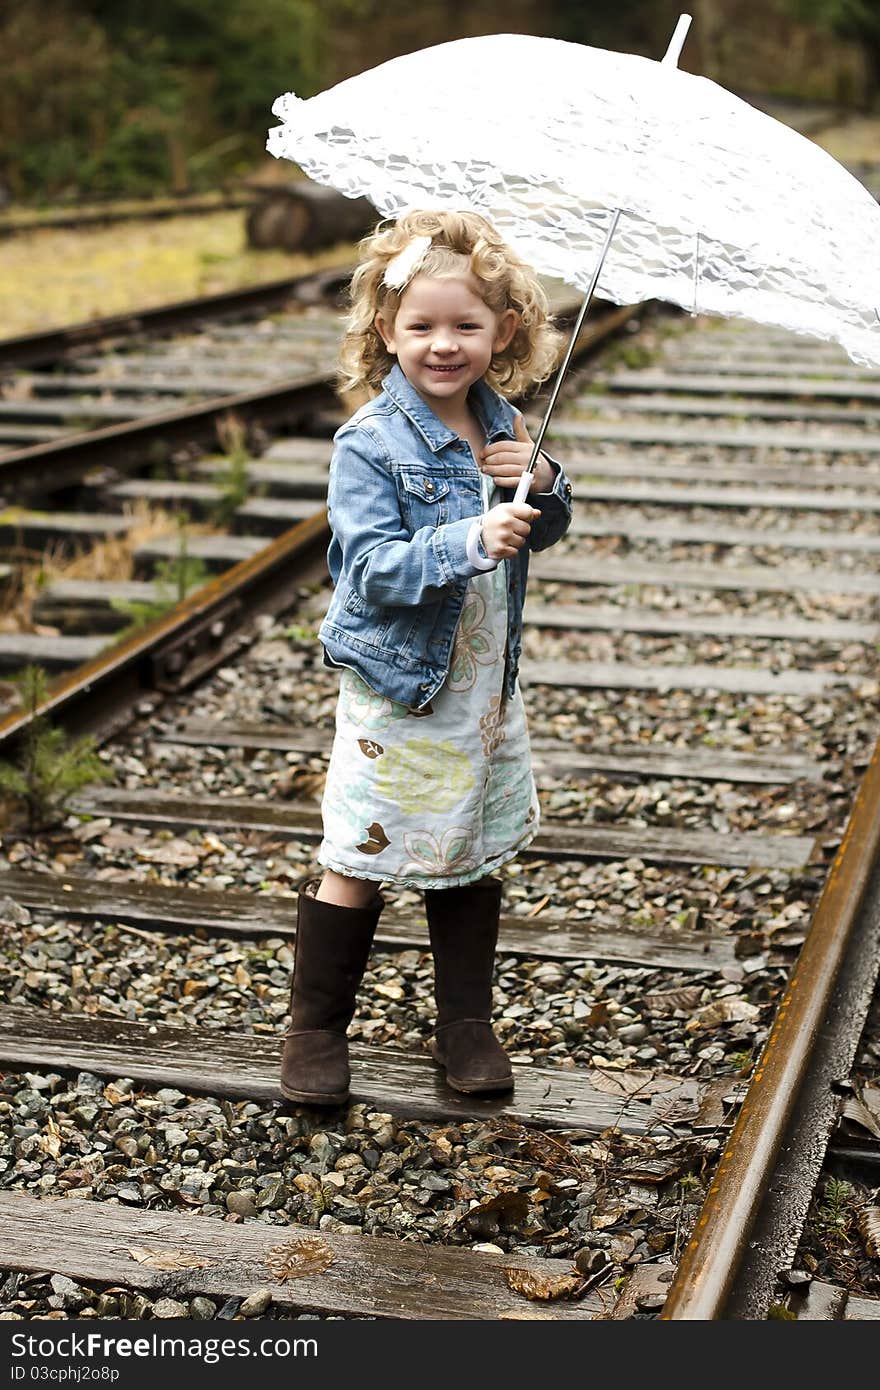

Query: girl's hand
<box><xmin>479</xmin><ymin>413</ymin><xmax>555</xmax><ymax>492</ymax></box>
<box><xmin>480</xmin><ymin>501</ymin><xmax>541</xmax><ymax>560</ymax></box>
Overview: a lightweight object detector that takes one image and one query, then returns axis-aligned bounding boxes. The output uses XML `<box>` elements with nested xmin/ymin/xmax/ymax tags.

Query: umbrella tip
<box><xmin>661</xmin><ymin>13</ymin><xmax>693</xmax><ymax>67</ymax></box>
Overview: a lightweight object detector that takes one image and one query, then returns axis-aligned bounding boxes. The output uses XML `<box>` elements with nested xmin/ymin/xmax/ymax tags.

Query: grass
<box><xmin>0</xmin><ymin>499</ymin><xmax>209</xmax><ymax>637</ymax></box>
<box><xmin>1</xmin><ymin>208</ymin><xmax>356</xmax><ymax>336</ymax></box>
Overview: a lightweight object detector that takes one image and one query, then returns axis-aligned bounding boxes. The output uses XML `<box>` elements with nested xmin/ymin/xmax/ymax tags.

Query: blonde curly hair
<box><xmin>339</xmin><ymin>209</ymin><xmax>563</xmax><ymax>398</ymax></box>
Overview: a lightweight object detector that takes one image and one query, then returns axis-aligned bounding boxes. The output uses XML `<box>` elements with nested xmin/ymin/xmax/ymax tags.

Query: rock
<box><xmin>190</xmin><ymin>1297</ymin><xmax>217</xmax><ymax>1320</ymax></box>
<box><xmin>239</xmin><ymin>1289</ymin><xmax>273</xmax><ymax>1317</ymax></box>
<box><xmin>226</xmin><ymin>1191</ymin><xmax>257</xmax><ymax>1217</ymax></box>
<box><xmin>153</xmin><ymin>1299</ymin><xmax>189</xmax><ymax>1319</ymax></box>
<box><xmin>257</xmin><ymin>1180</ymin><xmax>289</xmax><ymax>1210</ymax></box>
<box><xmin>48</xmin><ymin>1276</ymin><xmax>86</xmax><ymax>1311</ymax></box>
<box><xmin>0</xmin><ymin>897</ymin><xmax>31</xmax><ymax>926</ymax></box>
<box><xmin>574</xmin><ymin>1247</ymin><xmax>610</xmax><ymax>1276</ymax></box>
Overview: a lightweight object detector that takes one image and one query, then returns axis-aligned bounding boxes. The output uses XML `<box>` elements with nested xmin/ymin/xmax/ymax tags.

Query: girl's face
<box><xmin>374</xmin><ymin>273</ymin><xmax>517</xmax><ymax>418</ymax></box>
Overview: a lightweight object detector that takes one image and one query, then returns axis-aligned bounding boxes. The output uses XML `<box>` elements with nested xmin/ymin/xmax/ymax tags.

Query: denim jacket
<box><xmin>319</xmin><ymin>363</ymin><xmax>573</xmax><ymax>710</ymax></box>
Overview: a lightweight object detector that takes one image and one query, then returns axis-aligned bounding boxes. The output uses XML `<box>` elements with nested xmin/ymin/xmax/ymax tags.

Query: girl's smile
<box><xmin>375</xmin><ymin>274</ymin><xmax>517</xmax><ymax>425</ymax></box>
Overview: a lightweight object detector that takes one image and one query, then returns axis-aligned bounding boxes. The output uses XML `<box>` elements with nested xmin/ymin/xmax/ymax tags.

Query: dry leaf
<box><xmin>182</xmin><ymin>979</ymin><xmax>210</xmax><ymax>998</ymax></box>
<box><xmin>135</xmin><ymin>839</ymin><xmax>203</xmax><ymax>867</ymax></box>
<box><xmin>38</xmin><ymin>1117</ymin><xmax>62</xmax><ymax>1160</ymax></box>
<box><xmin>856</xmin><ymin>1206</ymin><xmax>880</xmax><ymax>1259</ymax></box>
<box><xmin>642</xmin><ymin>986</ymin><xmax>705</xmax><ymax>1016</ymax></box>
<box><xmin>505</xmin><ymin>1268</ymin><xmax>582</xmax><ymax>1301</ymax></box>
<box><xmin>127</xmin><ymin>1247</ymin><xmax>215</xmax><ymax>1271</ymax></box>
<box><xmin>587</xmin><ymin>1000</ymin><xmax>611</xmax><ymax>1029</ymax></box>
<box><xmin>265</xmin><ymin>1236</ymin><xmax>334</xmax><ymax>1281</ymax></box>
<box><xmin>685</xmin><ymin>997</ymin><xmax>760</xmax><ymax>1033</ymax></box>
<box><xmin>458</xmin><ymin>1189</ymin><xmax>530</xmax><ymax>1231</ymax></box>
<box><xmin>587</xmin><ymin>1068</ymin><xmax>682</xmax><ymax>1099</ymax></box>
<box><xmin>842</xmin><ymin>1091</ymin><xmax>880</xmax><ymax>1140</ymax></box>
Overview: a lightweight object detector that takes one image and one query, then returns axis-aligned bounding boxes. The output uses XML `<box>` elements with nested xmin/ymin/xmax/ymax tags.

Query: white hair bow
<box><xmin>382</xmin><ymin>234</ymin><xmax>432</xmax><ymax>291</ymax></box>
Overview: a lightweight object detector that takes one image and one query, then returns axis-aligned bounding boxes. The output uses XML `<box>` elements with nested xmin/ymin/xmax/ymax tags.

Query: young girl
<box><xmin>281</xmin><ymin>208</ymin><xmax>574</xmax><ymax>1106</ymax></box>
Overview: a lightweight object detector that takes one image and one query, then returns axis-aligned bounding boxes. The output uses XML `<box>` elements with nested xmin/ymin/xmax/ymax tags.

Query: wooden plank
<box><xmin>524</xmin><ymin>600</ymin><xmax>879</xmax><ymax>644</ymax></box>
<box><xmin>562</xmin><ymin>449</ymin><xmax>880</xmax><ymax>489</ymax></box>
<box><xmin>166</xmin><ymin>718</ymin><xmax>832</xmax><ymax>784</ymax></box>
<box><xmin>233</xmin><ymin>498</ymin><xmax>327</xmax><ymax>533</ymax></box>
<box><xmin>0</xmin><ymin>424</ymin><xmax>64</xmax><ymax>445</ymax></box>
<box><xmin>533</xmin><ymin>554</ymin><xmax>880</xmax><ymax>596</ymax></box>
<box><xmin>0</xmin><ymin>633</ymin><xmax>108</xmax><ymax>671</ymax></box>
<box><xmin>25</xmin><ymin>371</ymin><xmax>246</xmax><ymax>398</ymax></box>
<box><xmin>263</xmin><ymin>438</ymin><xmax>335</xmax><ymax>463</ymax></box>
<box><xmin>567</xmin><ymin>513</ymin><xmax>880</xmax><ymax>555</ymax></box>
<box><xmin>0</xmin><ymin>1004</ymin><xmax>704</xmax><ymax>1135</ymax></box>
<box><xmin>0</xmin><ymin>398</ymin><xmax>151</xmax><ymax>424</ymax></box>
<box><xmin>106</xmin><ymin>479</ymin><xmax>223</xmax><ymax>506</ymax></box>
<box><xmin>549</xmin><ymin>419</ymin><xmax>880</xmax><ymax>453</ymax></box>
<box><xmin>844</xmin><ymin>1292</ymin><xmax>880</xmax><ymax>1321</ymax></box>
<box><xmin>608</xmin><ymin>1261</ymin><xmax>675</xmax><ymax>1318</ymax></box>
<box><xmin>0</xmin><ymin>868</ymin><xmax>737</xmax><ymax>972</ymax></box>
<box><xmin>31</xmin><ymin>579</ymin><xmax>160</xmax><ymax>635</ymax></box>
<box><xmin>196</xmin><ymin>459</ymin><xmax>329</xmax><ymax>496</ymax></box>
<box><xmin>573</xmin><ymin>393</ymin><xmax>880</xmax><ymax>427</ymax></box>
<box><xmin>607</xmin><ymin>371</ymin><xmax>880</xmax><ymax>402</ymax></box>
<box><xmin>661</xmin><ymin>360</ymin><xmax>880</xmax><ymax>380</ymax></box>
<box><xmin>72</xmin><ymin>350</ymin><xmax>303</xmax><ymax>376</ymax></box>
<box><xmin>68</xmin><ymin>787</ymin><xmax>815</xmax><ymax>869</ymax></box>
<box><xmin>0</xmin><ymin>511</ymin><xmax>130</xmax><ymax>547</ymax></box>
<box><xmin>0</xmin><ymin>1192</ymin><xmax>607</xmax><ymax>1321</ymax></box>
<box><xmin>523</xmin><ymin>656</ymin><xmax>860</xmax><ymax>698</ymax></box>
<box><xmin>133</xmin><ymin>534</ymin><xmax>266</xmax><ymax>573</ymax></box>
<box><xmin>569</xmin><ymin>480</ymin><xmax>880</xmax><ymax>513</ymax></box>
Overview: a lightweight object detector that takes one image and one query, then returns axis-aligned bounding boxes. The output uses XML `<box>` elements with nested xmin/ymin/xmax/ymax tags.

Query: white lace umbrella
<box><xmin>267</xmin><ymin>15</ymin><xmax>880</xmax><ymax>491</ymax></box>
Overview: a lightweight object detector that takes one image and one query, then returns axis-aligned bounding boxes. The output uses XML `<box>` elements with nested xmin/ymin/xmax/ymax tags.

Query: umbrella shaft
<box><xmin>518</xmin><ymin>207</ymin><xmax>622</xmax><ymax>501</ymax></box>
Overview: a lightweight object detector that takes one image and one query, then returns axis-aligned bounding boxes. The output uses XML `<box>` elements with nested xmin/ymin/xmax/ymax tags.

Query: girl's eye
<box><xmin>458</xmin><ymin>322</ymin><xmax>479</xmax><ymax>330</ymax></box>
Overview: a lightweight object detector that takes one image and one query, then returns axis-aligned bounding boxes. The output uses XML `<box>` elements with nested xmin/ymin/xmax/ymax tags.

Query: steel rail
<box><xmin>0</xmin><ymin>265</ymin><xmax>351</xmax><ymax>373</ymax></box>
<box><xmin>0</xmin><ymin>298</ymin><xmax>638</xmax><ymax>502</ymax></box>
<box><xmin>0</xmin><ymin>193</ymin><xmax>255</xmax><ymax>241</ymax></box>
<box><xmin>661</xmin><ymin>731</ymin><xmax>880</xmax><ymax>1319</ymax></box>
<box><xmin>0</xmin><ymin>510</ymin><xmax>331</xmax><ymax>753</ymax></box>
<box><xmin>0</xmin><ymin>372</ymin><xmax>338</xmax><ymax>499</ymax></box>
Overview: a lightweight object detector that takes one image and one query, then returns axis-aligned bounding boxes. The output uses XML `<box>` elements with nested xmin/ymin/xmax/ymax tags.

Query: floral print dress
<box><xmin>317</xmin><ymin>474</ymin><xmax>540</xmax><ymax>888</ymax></box>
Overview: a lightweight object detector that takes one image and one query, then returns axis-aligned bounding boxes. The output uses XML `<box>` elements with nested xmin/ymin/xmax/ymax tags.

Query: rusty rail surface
<box><xmin>662</xmin><ymin>736</ymin><xmax>880</xmax><ymax>1318</ymax></box>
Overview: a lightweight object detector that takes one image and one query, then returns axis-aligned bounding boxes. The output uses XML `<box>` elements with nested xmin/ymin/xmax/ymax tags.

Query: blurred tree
<box><xmin>550</xmin><ymin>1</ymin><xmax>684</xmax><ymax>53</ymax></box>
<box><xmin>779</xmin><ymin>1</ymin><xmax>879</xmax><ymax>99</ymax></box>
<box><xmin>0</xmin><ymin>0</ymin><xmax>324</xmax><ymax>201</ymax></box>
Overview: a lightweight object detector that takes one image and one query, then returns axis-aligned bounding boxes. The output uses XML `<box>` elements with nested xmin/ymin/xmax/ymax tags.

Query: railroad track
<box><xmin>0</xmin><ymin>192</ymin><xmax>256</xmax><ymax>239</ymax></box>
<box><xmin>1</xmin><ymin>302</ymin><xmax>879</xmax><ymax>1322</ymax></box>
<box><xmin>0</xmin><ymin>271</ymin><xmax>626</xmax><ymax>718</ymax></box>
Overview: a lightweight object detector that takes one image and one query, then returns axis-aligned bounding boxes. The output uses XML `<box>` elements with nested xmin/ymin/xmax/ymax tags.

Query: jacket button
<box><xmin>425</xmin><ymin>480</ymin><xmax>434</xmax><ymax>493</ymax></box>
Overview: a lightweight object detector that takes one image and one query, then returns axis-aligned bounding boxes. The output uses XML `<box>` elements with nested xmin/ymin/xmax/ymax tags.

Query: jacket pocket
<box><xmin>399</xmin><ymin>470</ymin><xmax>450</xmax><ymax>526</ymax></box>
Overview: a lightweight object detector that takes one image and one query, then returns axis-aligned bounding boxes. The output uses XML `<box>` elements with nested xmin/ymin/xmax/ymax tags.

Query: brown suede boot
<box><xmin>424</xmin><ymin>876</ymin><xmax>514</xmax><ymax>1094</ymax></box>
<box><xmin>280</xmin><ymin>880</ymin><xmax>383</xmax><ymax>1105</ymax></box>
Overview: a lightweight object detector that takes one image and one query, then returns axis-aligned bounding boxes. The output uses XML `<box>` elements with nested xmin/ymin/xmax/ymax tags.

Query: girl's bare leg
<box><xmin>316</xmin><ymin>868</ymin><xmax>381</xmax><ymax>908</ymax></box>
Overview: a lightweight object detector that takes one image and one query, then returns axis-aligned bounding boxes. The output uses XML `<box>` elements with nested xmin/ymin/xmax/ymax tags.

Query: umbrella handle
<box><xmin>513</xmin><ymin>471</ymin><xmax>533</xmax><ymax>506</ymax></box>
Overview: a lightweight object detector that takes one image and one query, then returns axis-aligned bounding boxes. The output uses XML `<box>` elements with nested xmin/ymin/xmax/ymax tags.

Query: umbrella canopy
<box><xmin>267</xmin><ymin>28</ymin><xmax>880</xmax><ymax>369</ymax></box>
